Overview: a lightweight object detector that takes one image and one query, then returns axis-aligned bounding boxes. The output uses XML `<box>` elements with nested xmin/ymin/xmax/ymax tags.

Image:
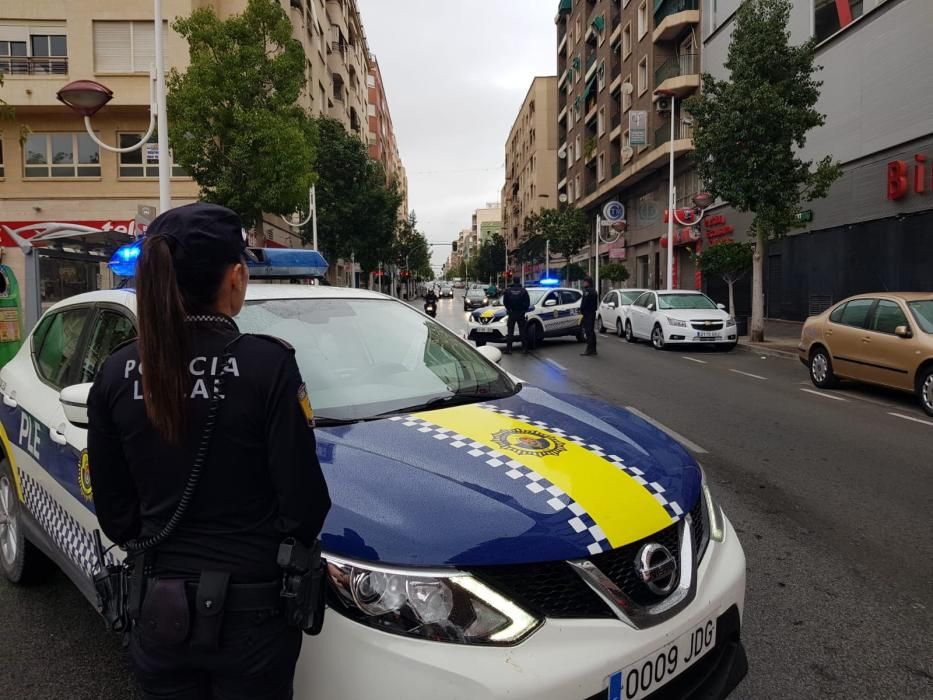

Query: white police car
<box><xmin>468</xmin><ymin>285</ymin><xmax>585</xmax><ymax>349</ymax></box>
<box><xmin>0</xmin><ymin>252</ymin><xmax>747</xmax><ymax>700</ymax></box>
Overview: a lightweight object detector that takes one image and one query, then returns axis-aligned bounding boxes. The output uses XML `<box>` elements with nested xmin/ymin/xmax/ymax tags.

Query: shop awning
<box><xmin>559</xmin><ymin>0</ymin><xmax>573</xmax><ymax>15</ymax></box>
<box><xmin>592</xmin><ymin>15</ymin><xmax>605</xmax><ymax>32</ymax></box>
<box><xmin>583</xmin><ymin>78</ymin><xmax>596</xmax><ymax>100</ymax></box>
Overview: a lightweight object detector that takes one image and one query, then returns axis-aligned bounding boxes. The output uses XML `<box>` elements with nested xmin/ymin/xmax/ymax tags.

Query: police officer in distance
<box><xmin>580</xmin><ymin>276</ymin><xmax>599</xmax><ymax>356</ymax></box>
<box><xmin>87</xmin><ymin>203</ymin><xmax>331</xmax><ymax>699</ymax></box>
<box><xmin>502</xmin><ymin>276</ymin><xmax>530</xmax><ymax>354</ymax></box>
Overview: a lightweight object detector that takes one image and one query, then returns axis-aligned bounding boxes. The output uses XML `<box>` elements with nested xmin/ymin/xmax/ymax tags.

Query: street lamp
<box><xmin>57</xmin><ymin>0</ymin><xmax>170</xmax><ymax>213</ymax></box>
<box><xmin>280</xmin><ymin>185</ymin><xmax>318</xmax><ymax>251</ymax></box>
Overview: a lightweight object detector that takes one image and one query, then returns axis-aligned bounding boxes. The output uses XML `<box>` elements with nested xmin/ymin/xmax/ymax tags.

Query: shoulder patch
<box><xmin>247</xmin><ymin>333</ymin><xmax>294</xmax><ymax>352</ymax></box>
<box><xmin>297</xmin><ymin>383</ymin><xmax>314</xmax><ymax>427</ymax></box>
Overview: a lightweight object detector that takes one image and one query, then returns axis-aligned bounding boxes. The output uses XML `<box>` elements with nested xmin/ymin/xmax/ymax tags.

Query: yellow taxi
<box><xmin>799</xmin><ymin>293</ymin><xmax>933</xmax><ymax>416</ymax></box>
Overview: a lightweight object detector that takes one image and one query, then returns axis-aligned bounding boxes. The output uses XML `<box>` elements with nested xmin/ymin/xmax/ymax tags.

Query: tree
<box><xmin>684</xmin><ymin>0</ymin><xmax>840</xmax><ymax>341</ymax></box>
<box><xmin>393</xmin><ymin>212</ymin><xmax>432</xmax><ymax>281</ymax></box>
<box><xmin>694</xmin><ymin>241</ymin><xmax>753</xmax><ymax>316</ymax></box>
<box><xmin>311</xmin><ymin>117</ymin><xmax>402</xmax><ymax>279</ymax></box>
<box><xmin>524</xmin><ymin>205</ymin><xmax>591</xmax><ymax>262</ymax></box>
<box><xmin>601</xmin><ymin>262</ymin><xmax>631</xmax><ymax>286</ymax></box>
<box><xmin>166</xmin><ymin>0</ymin><xmax>316</xmax><ymax>227</ymax></box>
<box><xmin>473</xmin><ymin>233</ymin><xmax>506</xmax><ymax>283</ymax></box>
<box><xmin>559</xmin><ymin>263</ymin><xmax>588</xmax><ymax>283</ymax></box>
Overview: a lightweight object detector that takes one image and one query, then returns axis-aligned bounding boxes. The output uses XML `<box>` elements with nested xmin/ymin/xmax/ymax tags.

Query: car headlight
<box><xmin>327</xmin><ymin>557</ymin><xmax>542</xmax><ymax>645</ymax></box>
<box><xmin>483</xmin><ymin>297</ymin><xmax>489</xmax><ymax>304</ymax></box>
<box><xmin>666</xmin><ymin>316</ymin><xmax>688</xmax><ymax>327</ymax></box>
<box><xmin>726</xmin><ymin>317</ymin><xmax>737</xmax><ymax>328</ymax></box>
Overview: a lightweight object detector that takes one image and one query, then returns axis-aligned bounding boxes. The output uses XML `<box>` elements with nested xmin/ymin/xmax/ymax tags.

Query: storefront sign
<box><xmin>0</xmin><ymin>220</ymin><xmax>137</xmax><ymax>247</ymax></box>
<box><xmin>887</xmin><ymin>154</ymin><xmax>930</xmax><ymax>200</ymax></box>
<box><xmin>609</xmin><ymin>248</ymin><xmax>627</xmax><ymax>260</ymax></box>
<box><xmin>629</xmin><ymin>111</ymin><xmax>648</xmax><ymax>146</ymax></box>
<box><xmin>703</xmin><ymin>214</ymin><xmax>734</xmax><ymax>240</ymax></box>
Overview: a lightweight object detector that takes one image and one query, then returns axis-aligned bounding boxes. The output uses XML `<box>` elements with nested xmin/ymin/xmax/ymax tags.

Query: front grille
<box><xmin>472</xmin><ymin>498</ymin><xmax>706</xmax><ymax>619</ymax></box>
<box><xmin>690</xmin><ymin>321</ymin><xmax>723</xmax><ymax>331</ymax></box>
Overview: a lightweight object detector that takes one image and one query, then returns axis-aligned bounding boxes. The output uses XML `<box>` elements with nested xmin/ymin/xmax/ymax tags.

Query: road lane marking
<box><xmin>729</xmin><ymin>369</ymin><xmax>768</xmax><ymax>380</ymax></box>
<box><xmin>682</xmin><ymin>356</ymin><xmax>708</xmax><ymax>364</ymax></box>
<box><xmin>888</xmin><ymin>412</ymin><xmax>933</xmax><ymax>427</ymax></box>
<box><xmin>624</xmin><ymin>406</ymin><xmax>709</xmax><ymax>454</ymax></box>
<box><xmin>800</xmin><ymin>388</ymin><xmax>848</xmax><ymax>402</ymax></box>
<box><xmin>545</xmin><ymin>358</ymin><xmax>567</xmax><ymax>371</ymax></box>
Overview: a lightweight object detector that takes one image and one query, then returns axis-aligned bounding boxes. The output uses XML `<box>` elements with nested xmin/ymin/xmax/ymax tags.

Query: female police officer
<box><xmin>87</xmin><ymin>203</ymin><xmax>331</xmax><ymax>699</ymax></box>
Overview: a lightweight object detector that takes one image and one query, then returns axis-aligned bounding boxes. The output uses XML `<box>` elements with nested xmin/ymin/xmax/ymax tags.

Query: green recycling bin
<box><xmin>0</xmin><ymin>265</ymin><xmax>23</xmax><ymax>368</ymax></box>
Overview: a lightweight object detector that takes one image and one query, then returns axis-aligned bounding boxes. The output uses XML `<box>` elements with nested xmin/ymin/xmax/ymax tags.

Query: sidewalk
<box><xmin>738</xmin><ymin>318</ymin><xmax>802</xmax><ymax>358</ymax></box>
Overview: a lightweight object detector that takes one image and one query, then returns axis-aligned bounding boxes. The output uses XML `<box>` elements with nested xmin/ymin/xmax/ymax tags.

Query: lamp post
<box><xmin>280</xmin><ymin>185</ymin><xmax>318</xmax><ymax>250</ymax></box>
<box><xmin>654</xmin><ymin>88</ymin><xmax>679</xmax><ymax>290</ymax></box>
<box><xmin>57</xmin><ymin>0</ymin><xmax>170</xmax><ymax>213</ymax></box>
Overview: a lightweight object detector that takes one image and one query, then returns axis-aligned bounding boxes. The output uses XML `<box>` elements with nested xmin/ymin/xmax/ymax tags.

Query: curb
<box><xmin>735</xmin><ymin>342</ymin><xmax>800</xmax><ymax>360</ymax></box>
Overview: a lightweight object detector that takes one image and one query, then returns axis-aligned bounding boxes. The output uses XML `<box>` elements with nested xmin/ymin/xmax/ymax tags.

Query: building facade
<box><xmin>473</xmin><ymin>204</ymin><xmax>502</xmax><ymax>248</ymax></box>
<box><xmin>367</xmin><ymin>54</ymin><xmax>407</xmax><ymax>216</ymax></box>
<box><xmin>556</xmin><ymin>0</ymin><xmax>702</xmax><ymax>292</ymax></box>
<box><xmin>700</xmin><ymin>0</ymin><xmax>933</xmax><ymax>320</ymax></box>
<box><xmin>502</xmin><ymin>76</ymin><xmax>559</xmax><ymax>254</ymax></box>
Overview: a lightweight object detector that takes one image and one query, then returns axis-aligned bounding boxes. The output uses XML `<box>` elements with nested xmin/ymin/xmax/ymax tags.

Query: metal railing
<box><xmin>654</xmin><ymin>0</ymin><xmax>700</xmax><ymax>25</ymax></box>
<box><xmin>0</xmin><ymin>56</ymin><xmax>68</xmax><ymax>75</ymax></box>
<box><xmin>655</xmin><ymin>120</ymin><xmax>694</xmax><ymax>146</ymax></box>
<box><xmin>654</xmin><ymin>53</ymin><xmax>698</xmax><ymax>85</ymax></box>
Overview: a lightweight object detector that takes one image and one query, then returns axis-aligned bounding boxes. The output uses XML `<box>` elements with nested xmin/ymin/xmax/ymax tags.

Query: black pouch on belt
<box><xmin>190</xmin><ymin>571</ymin><xmax>231</xmax><ymax>651</ymax></box>
<box><xmin>138</xmin><ymin>579</ymin><xmax>191</xmax><ymax>647</ymax></box>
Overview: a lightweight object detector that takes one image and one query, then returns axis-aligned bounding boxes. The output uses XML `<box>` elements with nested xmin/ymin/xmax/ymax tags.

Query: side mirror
<box><xmin>717</xmin><ymin>303</ymin><xmax>727</xmax><ymax>311</ymax></box>
<box><xmin>894</xmin><ymin>325</ymin><xmax>913</xmax><ymax>339</ymax></box>
<box><xmin>475</xmin><ymin>345</ymin><xmax>502</xmax><ymax>364</ymax></box>
<box><xmin>544</xmin><ymin>299</ymin><xmax>558</xmax><ymax>307</ymax></box>
<box><xmin>647</xmin><ymin>303</ymin><xmax>656</xmax><ymax>311</ymax></box>
<box><xmin>60</xmin><ymin>383</ymin><xmax>93</xmax><ymax>427</ymax></box>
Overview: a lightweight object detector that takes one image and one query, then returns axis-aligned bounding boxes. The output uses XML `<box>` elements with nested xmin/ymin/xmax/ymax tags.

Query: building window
<box><xmin>623</xmin><ymin>75</ymin><xmax>633</xmax><ymax>112</ymax></box>
<box><xmin>575</xmin><ymin>175</ymin><xmax>581</xmax><ymax>200</ymax></box>
<box><xmin>0</xmin><ymin>26</ymin><xmax>68</xmax><ymax>75</ymax></box>
<box><xmin>575</xmin><ymin>134</ymin><xmax>582</xmax><ymax>162</ymax></box>
<box><xmin>597</xmin><ymin>60</ymin><xmax>606</xmax><ymax>91</ymax></box>
<box><xmin>622</xmin><ymin>23</ymin><xmax>632</xmax><ymax>59</ymax></box>
<box><xmin>24</xmin><ymin>133</ymin><xmax>100</xmax><ymax>178</ymax></box>
<box><xmin>568</xmin><ymin>179</ymin><xmax>575</xmax><ymax>204</ymax></box>
<box><xmin>637</xmin><ymin>1</ymin><xmax>648</xmax><ymax>40</ymax></box>
<box><xmin>93</xmin><ymin>21</ymin><xmax>168</xmax><ymax>73</ymax></box>
<box><xmin>623</xmin><ymin>0</ymin><xmax>631</xmax><ymax>6</ymax></box>
<box><xmin>637</xmin><ymin>57</ymin><xmax>648</xmax><ymax>95</ymax></box>
<box><xmin>575</xmin><ymin>16</ymin><xmax>583</xmax><ymax>44</ymax></box>
<box><xmin>598</xmin><ymin>107</ymin><xmax>606</xmax><ymax>136</ymax></box>
<box><xmin>0</xmin><ymin>138</ymin><xmax>4</xmax><ymax>178</ymax></box>
<box><xmin>622</xmin><ymin>130</ymin><xmax>632</xmax><ymax>162</ymax></box>
<box><xmin>117</xmin><ymin>133</ymin><xmax>188</xmax><ymax>178</ymax></box>
<box><xmin>597</xmin><ymin>152</ymin><xmax>605</xmax><ymax>182</ymax></box>
<box><xmin>814</xmin><ymin>0</ymin><xmax>865</xmax><ymax>43</ymax></box>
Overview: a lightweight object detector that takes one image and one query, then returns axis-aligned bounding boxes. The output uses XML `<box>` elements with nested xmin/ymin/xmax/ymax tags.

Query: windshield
<box><xmin>528</xmin><ymin>290</ymin><xmax>547</xmax><ymax>306</ymax></box>
<box><xmin>909</xmin><ymin>301</ymin><xmax>933</xmax><ymax>333</ymax></box>
<box><xmin>467</xmin><ymin>290</ymin><xmax>485</xmax><ymax>299</ymax></box>
<box><xmin>237</xmin><ymin>298</ymin><xmax>517</xmax><ymax>421</ymax></box>
<box><xmin>619</xmin><ymin>291</ymin><xmax>643</xmax><ymax>305</ymax></box>
<box><xmin>658</xmin><ymin>293</ymin><xmax>718</xmax><ymax>310</ymax></box>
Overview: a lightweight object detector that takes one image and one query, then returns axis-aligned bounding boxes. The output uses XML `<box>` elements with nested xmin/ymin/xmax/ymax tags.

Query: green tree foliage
<box><xmin>694</xmin><ymin>241</ymin><xmax>753</xmax><ymax>315</ymax></box>
<box><xmin>311</xmin><ymin>117</ymin><xmax>402</xmax><ymax>276</ymax></box>
<box><xmin>393</xmin><ymin>212</ymin><xmax>432</xmax><ymax>280</ymax></box>
<box><xmin>166</xmin><ymin>0</ymin><xmax>316</xmax><ymax>227</ymax></box>
<box><xmin>473</xmin><ymin>233</ymin><xmax>507</xmax><ymax>284</ymax></box>
<box><xmin>559</xmin><ymin>263</ymin><xmax>588</xmax><ymax>283</ymax></box>
<box><xmin>684</xmin><ymin>0</ymin><xmax>840</xmax><ymax>340</ymax></box>
<box><xmin>524</xmin><ymin>205</ymin><xmax>591</xmax><ymax>262</ymax></box>
<box><xmin>601</xmin><ymin>262</ymin><xmax>631</xmax><ymax>285</ymax></box>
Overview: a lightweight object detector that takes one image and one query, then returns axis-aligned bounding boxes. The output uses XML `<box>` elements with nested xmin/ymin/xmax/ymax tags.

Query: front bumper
<box><xmin>468</xmin><ymin>320</ymin><xmax>508</xmax><ymax>342</ymax></box>
<box><xmin>295</xmin><ymin>516</ymin><xmax>747</xmax><ymax>700</ymax></box>
<box><xmin>662</xmin><ymin>327</ymin><xmax>737</xmax><ymax>345</ymax></box>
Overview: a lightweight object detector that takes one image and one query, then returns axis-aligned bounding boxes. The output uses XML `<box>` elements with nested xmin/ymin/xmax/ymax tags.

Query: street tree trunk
<box><xmin>727</xmin><ymin>279</ymin><xmax>736</xmax><ymax>318</ymax></box>
<box><xmin>750</xmin><ymin>228</ymin><xmax>767</xmax><ymax>342</ymax></box>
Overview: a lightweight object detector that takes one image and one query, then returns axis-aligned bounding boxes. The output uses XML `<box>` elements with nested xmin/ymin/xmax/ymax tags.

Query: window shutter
<box><xmin>93</xmin><ymin>21</ymin><xmax>131</xmax><ymax>72</ymax></box>
<box><xmin>131</xmin><ymin>21</ymin><xmax>154</xmax><ymax>73</ymax></box>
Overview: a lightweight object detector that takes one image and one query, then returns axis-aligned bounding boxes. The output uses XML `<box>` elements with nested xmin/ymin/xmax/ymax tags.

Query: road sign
<box><xmin>629</xmin><ymin>110</ymin><xmax>648</xmax><ymax>146</ymax></box>
<box><xmin>795</xmin><ymin>209</ymin><xmax>814</xmax><ymax>223</ymax></box>
<box><xmin>603</xmin><ymin>200</ymin><xmax>626</xmax><ymax>222</ymax></box>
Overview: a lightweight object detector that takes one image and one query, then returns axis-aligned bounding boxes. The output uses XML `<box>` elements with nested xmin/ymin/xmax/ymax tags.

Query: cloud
<box><xmin>357</xmin><ymin>0</ymin><xmax>556</xmax><ymax>269</ymax></box>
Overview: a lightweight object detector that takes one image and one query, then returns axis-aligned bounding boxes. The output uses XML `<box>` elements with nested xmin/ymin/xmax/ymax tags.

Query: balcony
<box><xmin>654</xmin><ymin>53</ymin><xmax>700</xmax><ymax>97</ymax></box>
<box><xmin>655</xmin><ymin>119</ymin><xmax>694</xmax><ymax>147</ymax></box>
<box><xmin>653</xmin><ymin>0</ymin><xmax>700</xmax><ymax>43</ymax></box>
<box><xmin>0</xmin><ymin>56</ymin><xmax>68</xmax><ymax>76</ymax></box>
<box><xmin>585</xmin><ymin>52</ymin><xmax>598</xmax><ymax>81</ymax></box>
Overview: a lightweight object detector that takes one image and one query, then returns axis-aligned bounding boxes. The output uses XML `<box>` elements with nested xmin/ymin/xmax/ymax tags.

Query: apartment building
<box><xmin>701</xmin><ymin>0</ymin><xmax>932</xmax><ymax>321</ymax></box>
<box><xmin>367</xmin><ymin>54</ymin><xmax>407</xmax><ymax>216</ymax></box>
<box><xmin>0</xmin><ymin>0</ymin><xmax>397</xmax><ymax>291</ymax></box>
<box><xmin>502</xmin><ymin>76</ymin><xmax>559</xmax><ymax>256</ymax></box>
<box><xmin>556</xmin><ymin>0</ymin><xmax>701</xmax><ymax>291</ymax></box>
<box><xmin>473</xmin><ymin>204</ymin><xmax>502</xmax><ymax>248</ymax></box>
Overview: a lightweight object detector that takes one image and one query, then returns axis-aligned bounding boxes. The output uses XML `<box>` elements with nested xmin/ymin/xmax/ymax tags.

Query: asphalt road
<box><xmin>1</xmin><ymin>292</ymin><xmax>931</xmax><ymax>699</ymax></box>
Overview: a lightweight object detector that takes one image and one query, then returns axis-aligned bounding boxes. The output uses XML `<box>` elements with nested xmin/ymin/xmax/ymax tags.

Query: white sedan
<box><xmin>598</xmin><ymin>289</ymin><xmax>649</xmax><ymax>337</ymax></box>
<box><xmin>624</xmin><ymin>291</ymin><xmax>739</xmax><ymax>351</ymax></box>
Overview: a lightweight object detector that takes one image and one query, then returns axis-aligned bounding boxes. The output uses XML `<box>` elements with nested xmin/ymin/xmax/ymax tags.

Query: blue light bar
<box><xmin>539</xmin><ymin>277</ymin><xmax>560</xmax><ymax>286</ymax></box>
<box><xmin>108</xmin><ymin>239</ymin><xmax>143</xmax><ymax>277</ymax></box>
<box><xmin>246</xmin><ymin>248</ymin><xmax>329</xmax><ymax>279</ymax></box>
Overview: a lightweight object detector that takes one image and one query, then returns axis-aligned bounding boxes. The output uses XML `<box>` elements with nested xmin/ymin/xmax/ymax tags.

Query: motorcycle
<box><xmin>424</xmin><ymin>301</ymin><xmax>437</xmax><ymax>318</ymax></box>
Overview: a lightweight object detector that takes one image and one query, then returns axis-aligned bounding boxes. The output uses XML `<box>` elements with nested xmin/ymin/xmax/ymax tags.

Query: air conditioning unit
<box><xmin>655</xmin><ymin>97</ymin><xmax>672</xmax><ymax>113</ymax></box>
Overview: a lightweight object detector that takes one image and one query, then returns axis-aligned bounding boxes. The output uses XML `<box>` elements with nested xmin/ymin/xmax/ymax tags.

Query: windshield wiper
<box><xmin>314</xmin><ymin>416</ymin><xmax>368</xmax><ymax>427</ymax></box>
<box><xmin>375</xmin><ymin>387</ymin><xmax>521</xmax><ymax>418</ymax></box>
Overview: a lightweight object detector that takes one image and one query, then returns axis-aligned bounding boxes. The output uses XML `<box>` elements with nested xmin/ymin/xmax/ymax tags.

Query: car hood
<box><xmin>660</xmin><ymin>308</ymin><xmax>730</xmax><ymax>321</ymax></box>
<box><xmin>316</xmin><ymin>387</ymin><xmax>701</xmax><ymax>567</ymax></box>
<box><xmin>472</xmin><ymin>307</ymin><xmax>508</xmax><ymax>321</ymax></box>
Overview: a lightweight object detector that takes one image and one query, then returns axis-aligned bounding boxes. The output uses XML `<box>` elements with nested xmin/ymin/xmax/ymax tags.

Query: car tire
<box><xmin>625</xmin><ymin>321</ymin><xmax>637</xmax><ymax>343</ymax></box>
<box><xmin>0</xmin><ymin>460</ymin><xmax>52</xmax><ymax>585</ymax></box>
<box><xmin>576</xmin><ymin>330</ymin><xmax>586</xmax><ymax>343</ymax></box>
<box><xmin>917</xmin><ymin>366</ymin><xmax>933</xmax><ymax>417</ymax></box>
<box><xmin>651</xmin><ymin>324</ymin><xmax>666</xmax><ymax>350</ymax></box>
<box><xmin>616</xmin><ymin>319</ymin><xmax>624</xmax><ymax>338</ymax></box>
<box><xmin>597</xmin><ymin>316</ymin><xmax>605</xmax><ymax>333</ymax></box>
<box><xmin>527</xmin><ymin>323</ymin><xmax>542</xmax><ymax>350</ymax></box>
<box><xmin>809</xmin><ymin>346</ymin><xmax>839</xmax><ymax>389</ymax></box>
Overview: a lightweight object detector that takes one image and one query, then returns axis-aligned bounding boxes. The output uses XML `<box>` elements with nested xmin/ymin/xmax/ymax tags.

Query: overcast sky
<box><xmin>357</xmin><ymin>0</ymin><xmax>556</xmax><ymax>270</ymax></box>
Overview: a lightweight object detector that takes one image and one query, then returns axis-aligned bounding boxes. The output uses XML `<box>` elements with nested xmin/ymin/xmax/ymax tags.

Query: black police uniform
<box><xmin>581</xmin><ymin>285</ymin><xmax>599</xmax><ymax>355</ymax></box>
<box><xmin>503</xmin><ymin>282</ymin><xmax>531</xmax><ymax>353</ymax></box>
<box><xmin>87</xmin><ymin>314</ymin><xmax>331</xmax><ymax>699</ymax></box>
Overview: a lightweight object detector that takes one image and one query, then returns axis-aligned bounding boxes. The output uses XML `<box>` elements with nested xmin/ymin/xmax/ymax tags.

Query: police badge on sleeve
<box><xmin>297</xmin><ymin>384</ymin><xmax>314</xmax><ymax>427</ymax></box>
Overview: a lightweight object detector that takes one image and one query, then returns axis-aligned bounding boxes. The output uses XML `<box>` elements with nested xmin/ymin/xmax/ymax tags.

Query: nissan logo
<box><xmin>635</xmin><ymin>543</ymin><xmax>678</xmax><ymax>595</ymax></box>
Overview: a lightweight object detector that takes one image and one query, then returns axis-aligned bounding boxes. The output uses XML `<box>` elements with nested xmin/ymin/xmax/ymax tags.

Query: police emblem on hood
<box><xmin>492</xmin><ymin>428</ymin><xmax>566</xmax><ymax>457</ymax></box>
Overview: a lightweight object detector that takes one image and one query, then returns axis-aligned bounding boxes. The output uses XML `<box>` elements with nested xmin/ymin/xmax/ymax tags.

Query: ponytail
<box><xmin>136</xmin><ymin>235</ymin><xmax>189</xmax><ymax>444</ymax></box>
